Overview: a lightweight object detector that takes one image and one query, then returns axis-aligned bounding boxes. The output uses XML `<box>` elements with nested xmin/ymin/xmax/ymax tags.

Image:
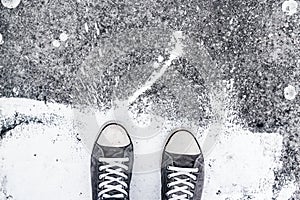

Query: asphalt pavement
<box><xmin>0</xmin><ymin>0</ymin><xmax>299</xmax><ymax>199</ymax></box>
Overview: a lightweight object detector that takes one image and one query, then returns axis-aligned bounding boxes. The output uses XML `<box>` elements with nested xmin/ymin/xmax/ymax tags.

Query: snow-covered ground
<box><xmin>0</xmin><ymin>98</ymin><xmax>288</xmax><ymax>199</ymax></box>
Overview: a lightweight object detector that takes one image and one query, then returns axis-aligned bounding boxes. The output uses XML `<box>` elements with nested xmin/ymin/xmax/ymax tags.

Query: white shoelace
<box><xmin>166</xmin><ymin>166</ymin><xmax>199</xmax><ymax>200</ymax></box>
<box><xmin>98</xmin><ymin>157</ymin><xmax>129</xmax><ymax>199</ymax></box>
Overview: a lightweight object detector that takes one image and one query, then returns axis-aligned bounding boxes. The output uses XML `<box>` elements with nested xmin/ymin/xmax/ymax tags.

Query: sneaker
<box><xmin>90</xmin><ymin>123</ymin><xmax>134</xmax><ymax>200</ymax></box>
<box><xmin>161</xmin><ymin>130</ymin><xmax>205</xmax><ymax>200</ymax></box>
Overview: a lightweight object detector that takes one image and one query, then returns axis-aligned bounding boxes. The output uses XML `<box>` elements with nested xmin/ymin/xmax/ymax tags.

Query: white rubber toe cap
<box><xmin>165</xmin><ymin>130</ymin><xmax>201</xmax><ymax>155</ymax></box>
<box><xmin>97</xmin><ymin>124</ymin><xmax>131</xmax><ymax>147</ymax></box>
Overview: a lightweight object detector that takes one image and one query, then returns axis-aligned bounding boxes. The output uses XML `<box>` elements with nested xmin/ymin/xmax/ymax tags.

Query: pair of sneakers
<box><xmin>90</xmin><ymin>123</ymin><xmax>205</xmax><ymax>200</ymax></box>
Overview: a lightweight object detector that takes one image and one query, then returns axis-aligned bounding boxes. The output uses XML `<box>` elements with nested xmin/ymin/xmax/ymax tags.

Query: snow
<box><xmin>157</xmin><ymin>55</ymin><xmax>164</xmax><ymax>63</ymax></box>
<box><xmin>59</xmin><ymin>32</ymin><xmax>69</xmax><ymax>42</ymax></box>
<box><xmin>0</xmin><ymin>124</ymin><xmax>90</xmax><ymax>200</ymax></box>
<box><xmin>52</xmin><ymin>40</ymin><xmax>60</xmax><ymax>48</ymax></box>
<box><xmin>1</xmin><ymin>0</ymin><xmax>21</xmax><ymax>9</ymax></box>
<box><xmin>282</xmin><ymin>0</ymin><xmax>298</xmax><ymax>16</ymax></box>
<box><xmin>0</xmin><ymin>98</ymin><xmax>283</xmax><ymax>199</ymax></box>
<box><xmin>277</xmin><ymin>182</ymin><xmax>297</xmax><ymax>200</ymax></box>
<box><xmin>203</xmin><ymin>129</ymin><xmax>282</xmax><ymax>199</ymax></box>
<box><xmin>284</xmin><ymin>84</ymin><xmax>297</xmax><ymax>100</ymax></box>
<box><xmin>84</xmin><ymin>23</ymin><xmax>89</xmax><ymax>33</ymax></box>
<box><xmin>0</xmin><ymin>33</ymin><xmax>3</xmax><ymax>45</ymax></box>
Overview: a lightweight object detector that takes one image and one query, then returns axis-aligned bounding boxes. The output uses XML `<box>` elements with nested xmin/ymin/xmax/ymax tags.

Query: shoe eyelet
<box><xmin>167</xmin><ymin>183</ymin><xmax>170</xmax><ymax>188</ymax></box>
<box><xmin>167</xmin><ymin>174</ymin><xmax>171</xmax><ymax>179</ymax></box>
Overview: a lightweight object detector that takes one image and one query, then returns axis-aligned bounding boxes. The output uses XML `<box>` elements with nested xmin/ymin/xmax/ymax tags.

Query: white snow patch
<box><xmin>277</xmin><ymin>182</ymin><xmax>296</xmax><ymax>200</ymax></box>
<box><xmin>157</xmin><ymin>55</ymin><xmax>164</xmax><ymax>63</ymax></box>
<box><xmin>95</xmin><ymin>22</ymin><xmax>100</xmax><ymax>36</ymax></box>
<box><xmin>0</xmin><ymin>98</ymin><xmax>89</xmax><ymax>200</ymax></box>
<box><xmin>12</xmin><ymin>87</ymin><xmax>18</xmax><ymax>95</ymax></box>
<box><xmin>52</xmin><ymin>39</ymin><xmax>60</xmax><ymax>48</ymax></box>
<box><xmin>0</xmin><ymin>124</ymin><xmax>90</xmax><ymax>200</ymax></box>
<box><xmin>0</xmin><ymin>98</ymin><xmax>283</xmax><ymax>200</ymax></box>
<box><xmin>284</xmin><ymin>84</ymin><xmax>297</xmax><ymax>100</ymax></box>
<box><xmin>276</xmin><ymin>183</ymin><xmax>297</xmax><ymax>200</ymax></box>
<box><xmin>282</xmin><ymin>0</ymin><xmax>298</xmax><ymax>16</ymax></box>
<box><xmin>1</xmin><ymin>0</ymin><xmax>21</xmax><ymax>9</ymax></box>
<box><xmin>0</xmin><ymin>33</ymin><xmax>3</xmax><ymax>45</ymax></box>
<box><xmin>0</xmin><ymin>98</ymin><xmax>73</xmax><ymax>119</ymax></box>
<box><xmin>202</xmin><ymin>128</ymin><xmax>283</xmax><ymax>199</ymax></box>
<box><xmin>59</xmin><ymin>32</ymin><xmax>69</xmax><ymax>42</ymax></box>
<box><xmin>84</xmin><ymin>22</ymin><xmax>89</xmax><ymax>33</ymax></box>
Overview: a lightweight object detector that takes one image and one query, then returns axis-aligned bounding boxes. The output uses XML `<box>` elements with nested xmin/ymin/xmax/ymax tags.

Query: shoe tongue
<box><xmin>99</xmin><ymin>145</ymin><xmax>126</xmax><ymax>158</ymax></box>
<box><xmin>168</xmin><ymin>152</ymin><xmax>199</xmax><ymax>168</ymax></box>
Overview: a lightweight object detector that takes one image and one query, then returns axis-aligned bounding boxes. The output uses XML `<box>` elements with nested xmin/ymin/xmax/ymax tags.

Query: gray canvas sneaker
<box><xmin>161</xmin><ymin>130</ymin><xmax>205</xmax><ymax>200</ymax></box>
<box><xmin>91</xmin><ymin>123</ymin><xmax>134</xmax><ymax>200</ymax></box>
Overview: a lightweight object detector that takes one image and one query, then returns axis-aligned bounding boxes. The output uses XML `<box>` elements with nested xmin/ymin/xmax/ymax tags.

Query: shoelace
<box><xmin>166</xmin><ymin>166</ymin><xmax>199</xmax><ymax>200</ymax></box>
<box><xmin>98</xmin><ymin>157</ymin><xmax>129</xmax><ymax>199</ymax></box>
